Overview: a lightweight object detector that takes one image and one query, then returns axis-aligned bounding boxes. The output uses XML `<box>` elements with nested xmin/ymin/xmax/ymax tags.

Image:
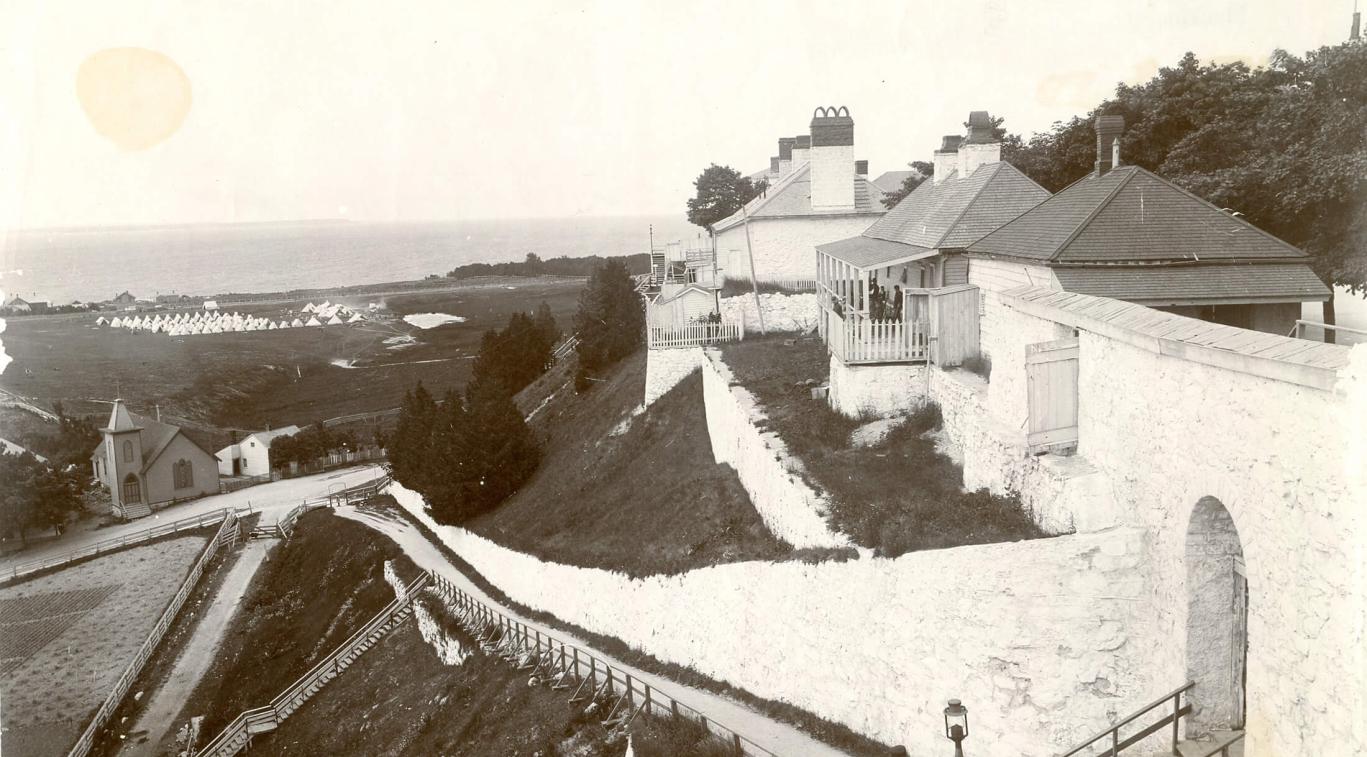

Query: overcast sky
<box><xmin>0</xmin><ymin>0</ymin><xmax>1354</xmax><ymax>229</ymax></box>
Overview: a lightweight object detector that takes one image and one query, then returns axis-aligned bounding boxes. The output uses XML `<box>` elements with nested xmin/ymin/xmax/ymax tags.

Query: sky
<box><xmin>0</xmin><ymin>0</ymin><xmax>1355</xmax><ymax>229</ymax></box>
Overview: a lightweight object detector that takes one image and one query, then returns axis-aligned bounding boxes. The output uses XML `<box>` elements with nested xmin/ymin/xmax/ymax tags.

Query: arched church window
<box><xmin>123</xmin><ymin>440</ymin><xmax>134</xmax><ymax>463</ymax></box>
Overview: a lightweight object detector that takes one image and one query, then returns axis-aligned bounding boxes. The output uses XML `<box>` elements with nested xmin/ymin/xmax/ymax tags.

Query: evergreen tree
<box><xmin>534</xmin><ymin>301</ymin><xmax>560</xmax><ymax>361</ymax></box>
<box><xmin>423</xmin><ymin>390</ymin><xmax>480</xmax><ymax>522</ymax></box>
<box><xmin>573</xmin><ymin>259</ymin><xmax>644</xmax><ymax>382</ymax></box>
<box><xmin>464</xmin><ymin>377</ymin><xmax>540</xmax><ymax>514</ymax></box>
<box><xmin>388</xmin><ymin>383</ymin><xmax>439</xmax><ymax>492</ymax></box>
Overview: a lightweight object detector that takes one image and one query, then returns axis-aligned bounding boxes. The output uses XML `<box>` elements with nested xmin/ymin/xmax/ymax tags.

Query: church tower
<box><xmin>103</xmin><ymin>399</ymin><xmax>144</xmax><ymax>509</ymax></box>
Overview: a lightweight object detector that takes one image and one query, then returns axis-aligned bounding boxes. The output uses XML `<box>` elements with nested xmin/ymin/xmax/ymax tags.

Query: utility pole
<box><xmin>740</xmin><ymin>204</ymin><xmax>767</xmax><ymax>335</ymax></box>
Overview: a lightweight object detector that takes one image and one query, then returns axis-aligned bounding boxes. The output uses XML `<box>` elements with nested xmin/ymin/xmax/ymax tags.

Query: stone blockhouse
<box><xmin>713</xmin><ymin>107</ymin><xmax>887</xmax><ymax>282</ymax></box>
<box><xmin>965</xmin><ymin>116</ymin><xmax>1331</xmax><ymax>335</ymax></box>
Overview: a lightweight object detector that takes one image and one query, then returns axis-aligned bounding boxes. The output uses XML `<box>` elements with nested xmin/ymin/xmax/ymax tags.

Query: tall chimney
<box><xmin>778</xmin><ymin>137</ymin><xmax>796</xmax><ymax>177</ymax></box>
<box><xmin>957</xmin><ymin>111</ymin><xmax>1002</xmax><ymax>179</ymax></box>
<box><xmin>770</xmin><ymin>156</ymin><xmax>781</xmax><ymax>177</ymax></box>
<box><xmin>1095</xmin><ymin>115</ymin><xmax>1125</xmax><ymax>176</ymax></box>
<box><xmin>792</xmin><ymin>135</ymin><xmax>812</xmax><ymax>167</ymax></box>
<box><xmin>854</xmin><ymin>160</ymin><xmax>869</xmax><ymax>177</ymax></box>
<box><xmin>809</xmin><ymin>106</ymin><xmax>856</xmax><ymax>210</ymax></box>
<box><xmin>1352</xmin><ymin>5</ymin><xmax>1361</xmax><ymax>41</ymax></box>
<box><xmin>932</xmin><ymin>135</ymin><xmax>962</xmax><ymax>185</ymax></box>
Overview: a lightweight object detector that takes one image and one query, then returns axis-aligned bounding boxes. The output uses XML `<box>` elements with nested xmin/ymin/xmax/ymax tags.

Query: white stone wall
<box><xmin>974</xmin><ymin>291</ymin><xmax>1367</xmax><ymax>756</ymax></box>
<box><xmin>719</xmin><ymin>292</ymin><xmax>818</xmax><ymax>333</ymax></box>
<box><xmin>827</xmin><ymin>356</ymin><xmax>926</xmax><ymax>418</ymax></box>
<box><xmin>716</xmin><ymin>215</ymin><xmax>880</xmax><ymax>282</ymax></box>
<box><xmin>701</xmin><ymin>352</ymin><xmax>850</xmax><ymax>549</ymax></box>
<box><xmin>388</xmin><ymin>481</ymin><xmax>1156</xmax><ymax>757</ymax></box>
<box><xmin>643</xmin><ymin>346</ymin><xmax>705</xmax><ymax>407</ymax></box>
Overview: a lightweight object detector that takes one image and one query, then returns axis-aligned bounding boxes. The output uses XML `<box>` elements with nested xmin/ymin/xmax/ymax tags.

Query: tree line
<box><xmin>268</xmin><ymin>424</ymin><xmax>363</xmax><ymax>471</ymax></box>
<box><xmin>879</xmin><ymin>43</ymin><xmax>1365</xmax><ymax>296</ymax></box>
<box><xmin>446</xmin><ymin>252</ymin><xmax>651</xmax><ymax>279</ymax></box>
<box><xmin>388</xmin><ymin>260</ymin><xmax>644</xmax><ymax>525</ymax></box>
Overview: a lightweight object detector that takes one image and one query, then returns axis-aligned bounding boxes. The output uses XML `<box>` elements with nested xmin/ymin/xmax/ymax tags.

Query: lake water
<box><xmin>0</xmin><ymin>215</ymin><xmax>702</xmax><ymax>304</ymax></box>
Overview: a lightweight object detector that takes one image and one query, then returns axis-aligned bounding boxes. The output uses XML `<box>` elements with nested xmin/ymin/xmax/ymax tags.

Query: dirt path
<box><xmin>0</xmin><ymin>464</ymin><xmax>383</xmax><ymax>574</ymax></box>
<box><xmin>335</xmin><ymin>506</ymin><xmax>850</xmax><ymax>757</ymax></box>
<box><xmin>120</xmin><ymin>539</ymin><xmax>276</xmax><ymax>757</ymax></box>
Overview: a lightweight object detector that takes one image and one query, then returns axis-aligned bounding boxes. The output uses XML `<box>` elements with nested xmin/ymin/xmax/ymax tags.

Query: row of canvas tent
<box><xmin>299</xmin><ymin>300</ymin><xmax>375</xmax><ymax>320</ymax></box>
<box><xmin>95</xmin><ymin>309</ymin><xmax>365</xmax><ymax>335</ymax></box>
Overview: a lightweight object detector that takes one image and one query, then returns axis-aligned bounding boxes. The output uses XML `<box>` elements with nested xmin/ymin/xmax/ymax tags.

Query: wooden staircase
<box><xmin>117</xmin><ymin>501</ymin><xmax>153</xmax><ymax>520</ymax></box>
<box><xmin>192</xmin><ymin>572</ymin><xmax>428</xmax><ymax>757</ymax></box>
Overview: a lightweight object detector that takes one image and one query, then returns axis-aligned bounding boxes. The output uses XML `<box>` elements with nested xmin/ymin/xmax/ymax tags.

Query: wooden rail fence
<box><xmin>192</xmin><ymin>571</ymin><xmax>431</xmax><ymax>757</ymax></box>
<box><xmin>426</xmin><ymin>573</ymin><xmax>777</xmax><ymax>756</ymax></box>
<box><xmin>6</xmin><ymin>506</ymin><xmax>250</xmax><ymax>581</ymax></box>
<box><xmin>66</xmin><ymin>513</ymin><xmax>243</xmax><ymax>757</ymax></box>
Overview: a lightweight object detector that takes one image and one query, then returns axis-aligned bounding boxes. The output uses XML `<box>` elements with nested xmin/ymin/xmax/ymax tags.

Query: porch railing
<box><xmin>822</xmin><ymin>308</ymin><xmax>929</xmax><ymax>364</ymax></box>
<box><xmin>1060</xmin><ymin>681</ymin><xmax>1194</xmax><ymax>756</ymax></box>
<box><xmin>647</xmin><ymin>320</ymin><xmax>743</xmax><ymax>349</ymax></box>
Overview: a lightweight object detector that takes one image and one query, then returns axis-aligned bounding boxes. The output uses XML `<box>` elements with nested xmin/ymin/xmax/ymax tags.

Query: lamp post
<box><xmin>944</xmin><ymin>699</ymin><xmax>969</xmax><ymax>757</ymax></box>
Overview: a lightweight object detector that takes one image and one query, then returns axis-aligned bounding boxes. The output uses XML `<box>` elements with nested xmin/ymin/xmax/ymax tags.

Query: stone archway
<box><xmin>1185</xmin><ymin>496</ymin><xmax>1247</xmax><ymax>735</ymax></box>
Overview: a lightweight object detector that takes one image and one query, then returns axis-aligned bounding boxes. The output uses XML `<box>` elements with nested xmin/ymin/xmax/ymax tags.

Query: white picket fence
<box><xmin>824</xmin><ymin>310</ymin><xmax>929</xmax><ymax>364</ymax></box>
<box><xmin>646</xmin><ymin>320</ymin><xmax>744</xmax><ymax>349</ymax></box>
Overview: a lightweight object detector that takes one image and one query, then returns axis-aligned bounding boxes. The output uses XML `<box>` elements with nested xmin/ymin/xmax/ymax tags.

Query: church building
<box><xmin>90</xmin><ymin>400</ymin><xmax>221</xmax><ymax>519</ymax></box>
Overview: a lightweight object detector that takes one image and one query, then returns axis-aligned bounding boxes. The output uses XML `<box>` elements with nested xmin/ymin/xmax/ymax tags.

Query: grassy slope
<box><xmin>0</xmin><ymin>278</ymin><xmax>583</xmax><ymax>432</ymax></box>
<box><xmin>719</xmin><ymin>335</ymin><xmax>1047</xmax><ymax>557</ymax></box>
<box><xmin>465</xmin><ymin>351</ymin><xmax>792</xmax><ymax>576</ymax></box>
<box><xmin>165</xmin><ymin>510</ymin><xmax>418</xmax><ymax>745</ymax></box>
<box><xmin>263</xmin><ymin>597</ymin><xmax>731</xmax><ymax>757</ymax></box>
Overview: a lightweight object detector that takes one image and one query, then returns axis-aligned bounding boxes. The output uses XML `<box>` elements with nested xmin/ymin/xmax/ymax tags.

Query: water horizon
<box><xmin>1</xmin><ymin>214</ymin><xmax>704</xmax><ymax>304</ymax></box>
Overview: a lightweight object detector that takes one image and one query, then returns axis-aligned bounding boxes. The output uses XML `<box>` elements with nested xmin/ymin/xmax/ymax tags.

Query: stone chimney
<box><xmin>792</xmin><ymin>135</ymin><xmax>812</xmax><ymax>167</ymax></box>
<box><xmin>770</xmin><ymin>156</ymin><xmax>781</xmax><ymax>176</ymax></box>
<box><xmin>957</xmin><ymin>111</ymin><xmax>1002</xmax><ymax>179</ymax></box>
<box><xmin>932</xmin><ymin>135</ymin><xmax>962</xmax><ymax>185</ymax></box>
<box><xmin>809</xmin><ymin>106</ymin><xmax>856</xmax><ymax>210</ymax></box>
<box><xmin>778</xmin><ymin>137</ymin><xmax>795</xmax><ymax>177</ymax></box>
<box><xmin>855</xmin><ymin>160</ymin><xmax>869</xmax><ymax>177</ymax></box>
<box><xmin>1095</xmin><ymin>115</ymin><xmax>1125</xmax><ymax>176</ymax></box>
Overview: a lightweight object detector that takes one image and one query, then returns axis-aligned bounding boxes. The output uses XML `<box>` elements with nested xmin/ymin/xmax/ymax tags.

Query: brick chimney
<box><xmin>792</xmin><ymin>135</ymin><xmax>812</xmax><ymax>167</ymax></box>
<box><xmin>855</xmin><ymin>159</ymin><xmax>869</xmax><ymax>178</ymax></box>
<box><xmin>932</xmin><ymin>135</ymin><xmax>962</xmax><ymax>185</ymax></box>
<box><xmin>778</xmin><ymin>137</ymin><xmax>795</xmax><ymax>177</ymax></box>
<box><xmin>957</xmin><ymin>111</ymin><xmax>1002</xmax><ymax>179</ymax></box>
<box><xmin>809</xmin><ymin>106</ymin><xmax>856</xmax><ymax>210</ymax></box>
<box><xmin>1095</xmin><ymin>115</ymin><xmax>1125</xmax><ymax>176</ymax></box>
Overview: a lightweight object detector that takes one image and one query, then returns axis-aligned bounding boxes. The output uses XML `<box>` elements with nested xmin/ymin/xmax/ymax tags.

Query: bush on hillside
<box><xmin>573</xmin><ymin>259</ymin><xmax>643</xmax><ymax>387</ymax></box>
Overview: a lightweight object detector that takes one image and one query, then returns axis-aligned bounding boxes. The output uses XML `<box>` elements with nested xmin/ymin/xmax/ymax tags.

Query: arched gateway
<box><xmin>1184</xmin><ymin>496</ymin><xmax>1248</xmax><ymax>736</ymax></box>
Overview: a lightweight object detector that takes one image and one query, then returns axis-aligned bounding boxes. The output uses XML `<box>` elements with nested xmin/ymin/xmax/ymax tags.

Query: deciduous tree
<box><xmin>686</xmin><ymin>164</ymin><xmax>767</xmax><ymax>233</ymax></box>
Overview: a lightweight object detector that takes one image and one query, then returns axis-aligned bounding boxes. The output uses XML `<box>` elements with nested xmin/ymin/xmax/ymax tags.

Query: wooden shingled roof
<box><xmin>862</xmin><ymin>162</ymin><xmax>1050</xmax><ymax>251</ymax></box>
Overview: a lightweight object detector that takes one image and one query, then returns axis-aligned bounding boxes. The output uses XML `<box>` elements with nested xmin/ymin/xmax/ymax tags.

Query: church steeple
<box><xmin>103</xmin><ymin>398</ymin><xmax>143</xmax><ymax>433</ymax></box>
<box><xmin>103</xmin><ymin>400</ymin><xmax>145</xmax><ymax>508</ymax></box>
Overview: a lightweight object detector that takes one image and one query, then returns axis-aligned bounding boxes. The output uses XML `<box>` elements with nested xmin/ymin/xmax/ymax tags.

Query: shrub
<box><xmin>960</xmin><ymin>354</ymin><xmax>992</xmax><ymax>381</ymax></box>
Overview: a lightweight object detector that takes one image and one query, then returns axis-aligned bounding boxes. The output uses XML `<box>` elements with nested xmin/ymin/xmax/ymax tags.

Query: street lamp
<box><xmin>944</xmin><ymin>699</ymin><xmax>969</xmax><ymax>757</ymax></box>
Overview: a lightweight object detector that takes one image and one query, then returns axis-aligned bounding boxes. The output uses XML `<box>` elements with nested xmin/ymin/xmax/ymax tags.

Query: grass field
<box><xmin>0</xmin><ymin>535</ymin><xmax>208</xmax><ymax>757</ymax></box>
<box><xmin>161</xmin><ymin>510</ymin><xmax>418</xmax><ymax>749</ymax></box>
<box><xmin>263</xmin><ymin>589</ymin><xmax>733</xmax><ymax>757</ymax></box>
<box><xmin>719</xmin><ymin>336</ymin><xmax>1048</xmax><ymax>557</ymax></box>
<box><xmin>466</xmin><ymin>351</ymin><xmax>794</xmax><ymax>576</ymax></box>
<box><xmin>0</xmin><ymin>277</ymin><xmax>585</xmax><ymax>440</ymax></box>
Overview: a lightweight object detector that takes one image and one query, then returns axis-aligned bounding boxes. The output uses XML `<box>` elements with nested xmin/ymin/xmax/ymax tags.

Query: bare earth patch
<box><xmin>0</xmin><ymin>536</ymin><xmax>207</xmax><ymax>757</ymax></box>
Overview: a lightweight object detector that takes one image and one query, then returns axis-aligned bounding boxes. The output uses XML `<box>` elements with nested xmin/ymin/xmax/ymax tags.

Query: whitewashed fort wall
<box><xmin>389</xmin><ymin>481</ymin><xmax>1154</xmax><ymax>757</ymax></box>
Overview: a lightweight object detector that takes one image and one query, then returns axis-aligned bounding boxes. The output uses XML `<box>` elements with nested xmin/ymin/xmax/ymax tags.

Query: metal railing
<box><xmin>6</xmin><ymin>506</ymin><xmax>248</xmax><ymax>581</ymax></box>
<box><xmin>1060</xmin><ymin>681</ymin><xmax>1194</xmax><ymax>756</ymax></box>
<box><xmin>193</xmin><ymin>571</ymin><xmax>430</xmax><ymax>757</ymax></box>
<box><xmin>66</xmin><ymin>512</ymin><xmax>242</xmax><ymax>757</ymax></box>
<box><xmin>647</xmin><ymin>320</ymin><xmax>744</xmax><ymax>349</ymax></box>
<box><xmin>1195</xmin><ymin>731</ymin><xmax>1245</xmax><ymax>757</ymax></box>
<box><xmin>426</xmin><ymin>573</ymin><xmax>777</xmax><ymax>756</ymax></box>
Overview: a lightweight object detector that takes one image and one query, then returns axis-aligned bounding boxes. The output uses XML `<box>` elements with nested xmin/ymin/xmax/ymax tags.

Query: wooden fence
<box><xmin>6</xmin><ymin>507</ymin><xmax>248</xmax><ymax>581</ymax></box>
<box><xmin>66</xmin><ymin>513</ymin><xmax>243</xmax><ymax>757</ymax></box>
<box><xmin>193</xmin><ymin>571</ymin><xmax>431</xmax><ymax>757</ymax></box>
<box><xmin>427</xmin><ymin>573</ymin><xmax>777</xmax><ymax>756</ymax></box>
<box><xmin>823</xmin><ymin>309</ymin><xmax>929</xmax><ymax>364</ymax></box>
<box><xmin>647</xmin><ymin>320</ymin><xmax>744</xmax><ymax>349</ymax></box>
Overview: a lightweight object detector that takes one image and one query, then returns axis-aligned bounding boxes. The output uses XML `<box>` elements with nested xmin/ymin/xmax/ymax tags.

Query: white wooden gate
<box><xmin>1025</xmin><ymin>337</ymin><xmax>1079</xmax><ymax>452</ymax></box>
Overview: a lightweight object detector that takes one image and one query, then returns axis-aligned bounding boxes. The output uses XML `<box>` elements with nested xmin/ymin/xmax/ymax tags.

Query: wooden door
<box><xmin>1025</xmin><ymin>337</ymin><xmax>1079</xmax><ymax>452</ymax></box>
<box><xmin>1232</xmin><ymin>556</ymin><xmax>1248</xmax><ymax>729</ymax></box>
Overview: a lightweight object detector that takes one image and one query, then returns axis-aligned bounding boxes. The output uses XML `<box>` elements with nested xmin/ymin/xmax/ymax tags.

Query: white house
<box><xmin>216</xmin><ymin>425</ymin><xmax>301</xmax><ymax>477</ymax></box>
<box><xmin>203</xmin><ymin>300</ymin><xmax>219</xmax><ymax>311</ymax></box>
<box><xmin>712</xmin><ymin>107</ymin><xmax>888</xmax><ymax>283</ymax></box>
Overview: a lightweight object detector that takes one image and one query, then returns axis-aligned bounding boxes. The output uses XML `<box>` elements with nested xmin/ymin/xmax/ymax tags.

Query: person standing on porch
<box><xmin>892</xmin><ymin>285</ymin><xmax>903</xmax><ymax>322</ymax></box>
